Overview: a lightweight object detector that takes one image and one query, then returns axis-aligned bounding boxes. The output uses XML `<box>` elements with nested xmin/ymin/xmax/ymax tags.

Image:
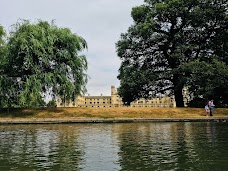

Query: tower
<box><xmin>111</xmin><ymin>85</ymin><xmax>117</xmax><ymax>95</ymax></box>
<box><xmin>111</xmin><ymin>85</ymin><xmax>122</xmax><ymax>107</ymax></box>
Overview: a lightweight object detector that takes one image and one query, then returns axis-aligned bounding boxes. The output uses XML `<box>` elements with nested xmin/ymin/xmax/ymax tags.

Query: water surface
<box><xmin>0</xmin><ymin>122</ymin><xmax>227</xmax><ymax>171</ymax></box>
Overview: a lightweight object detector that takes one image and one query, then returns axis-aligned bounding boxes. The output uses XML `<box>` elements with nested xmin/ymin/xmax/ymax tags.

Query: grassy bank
<box><xmin>0</xmin><ymin>107</ymin><xmax>228</xmax><ymax>120</ymax></box>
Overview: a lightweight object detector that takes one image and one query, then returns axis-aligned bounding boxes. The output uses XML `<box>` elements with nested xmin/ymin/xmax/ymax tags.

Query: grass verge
<box><xmin>0</xmin><ymin>107</ymin><xmax>227</xmax><ymax>121</ymax></box>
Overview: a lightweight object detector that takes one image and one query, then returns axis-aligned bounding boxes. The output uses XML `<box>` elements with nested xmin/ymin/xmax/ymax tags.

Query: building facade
<box><xmin>56</xmin><ymin>86</ymin><xmax>123</xmax><ymax>107</ymax></box>
<box><xmin>56</xmin><ymin>86</ymin><xmax>178</xmax><ymax>108</ymax></box>
<box><xmin>130</xmin><ymin>96</ymin><xmax>176</xmax><ymax>107</ymax></box>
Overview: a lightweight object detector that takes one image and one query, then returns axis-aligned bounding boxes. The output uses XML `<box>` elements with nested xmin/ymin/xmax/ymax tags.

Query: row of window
<box><xmin>80</xmin><ymin>106</ymin><xmax>112</xmax><ymax>108</ymax></box>
<box><xmin>87</xmin><ymin>99</ymin><xmax>111</xmax><ymax>101</ymax></box>
<box><xmin>134</xmin><ymin>100</ymin><xmax>173</xmax><ymax>104</ymax></box>
<box><xmin>132</xmin><ymin>104</ymin><xmax>171</xmax><ymax>107</ymax></box>
<box><xmin>85</xmin><ymin>102</ymin><xmax>111</xmax><ymax>104</ymax></box>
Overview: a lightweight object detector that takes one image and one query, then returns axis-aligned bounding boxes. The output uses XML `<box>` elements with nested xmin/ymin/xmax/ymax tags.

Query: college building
<box><xmin>57</xmin><ymin>86</ymin><xmax>123</xmax><ymax>108</ymax></box>
<box><xmin>56</xmin><ymin>85</ymin><xmax>187</xmax><ymax>108</ymax></box>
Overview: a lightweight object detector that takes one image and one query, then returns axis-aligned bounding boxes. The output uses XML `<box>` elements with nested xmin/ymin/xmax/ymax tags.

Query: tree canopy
<box><xmin>116</xmin><ymin>0</ymin><xmax>228</xmax><ymax>107</ymax></box>
<box><xmin>0</xmin><ymin>20</ymin><xmax>88</xmax><ymax>108</ymax></box>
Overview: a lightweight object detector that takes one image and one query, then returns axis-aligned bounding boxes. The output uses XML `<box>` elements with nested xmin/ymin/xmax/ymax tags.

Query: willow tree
<box><xmin>1</xmin><ymin>20</ymin><xmax>88</xmax><ymax>107</ymax></box>
<box><xmin>116</xmin><ymin>0</ymin><xmax>228</xmax><ymax>107</ymax></box>
<box><xmin>0</xmin><ymin>25</ymin><xmax>7</xmax><ymax>107</ymax></box>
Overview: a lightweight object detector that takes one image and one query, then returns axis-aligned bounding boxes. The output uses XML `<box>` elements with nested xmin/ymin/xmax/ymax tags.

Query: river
<box><xmin>0</xmin><ymin>122</ymin><xmax>227</xmax><ymax>171</ymax></box>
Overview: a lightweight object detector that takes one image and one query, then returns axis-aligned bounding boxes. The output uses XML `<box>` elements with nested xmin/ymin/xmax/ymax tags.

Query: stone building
<box><xmin>56</xmin><ymin>86</ymin><xmax>123</xmax><ymax>107</ymax></box>
<box><xmin>56</xmin><ymin>85</ymin><xmax>178</xmax><ymax>108</ymax></box>
<box><xmin>130</xmin><ymin>96</ymin><xmax>176</xmax><ymax>107</ymax></box>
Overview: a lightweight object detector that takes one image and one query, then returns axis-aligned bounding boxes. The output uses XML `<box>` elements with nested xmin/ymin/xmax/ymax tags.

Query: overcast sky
<box><xmin>0</xmin><ymin>0</ymin><xmax>144</xmax><ymax>96</ymax></box>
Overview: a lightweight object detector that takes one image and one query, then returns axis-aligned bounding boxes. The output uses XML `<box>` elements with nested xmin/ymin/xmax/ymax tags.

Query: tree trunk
<box><xmin>174</xmin><ymin>87</ymin><xmax>184</xmax><ymax>107</ymax></box>
<box><xmin>173</xmin><ymin>74</ymin><xmax>185</xmax><ymax>107</ymax></box>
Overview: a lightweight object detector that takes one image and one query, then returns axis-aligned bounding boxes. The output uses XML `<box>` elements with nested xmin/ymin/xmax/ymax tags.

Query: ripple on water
<box><xmin>0</xmin><ymin>122</ymin><xmax>228</xmax><ymax>171</ymax></box>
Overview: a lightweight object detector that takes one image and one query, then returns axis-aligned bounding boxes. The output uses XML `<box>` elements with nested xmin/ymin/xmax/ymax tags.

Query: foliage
<box><xmin>47</xmin><ymin>100</ymin><xmax>56</xmax><ymax>108</ymax></box>
<box><xmin>188</xmin><ymin>97</ymin><xmax>206</xmax><ymax>108</ymax></box>
<box><xmin>0</xmin><ymin>25</ymin><xmax>5</xmax><ymax>54</ymax></box>
<box><xmin>0</xmin><ymin>25</ymin><xmax>8</xmax><ymax>108</ymax></box>
<box><xmin>0</xmin><ymin>20</ymin><xmax>88</xmax><ymax>108</ymax></box>
<box><xmin>183</xmin><ymin>59</ymin><xmax>228</xmax><ymax>107</ymax></box>
<box><xmin>116</xmin><ymin>0</ymin><xmax>228</xmax><ymax>107</ymax></box>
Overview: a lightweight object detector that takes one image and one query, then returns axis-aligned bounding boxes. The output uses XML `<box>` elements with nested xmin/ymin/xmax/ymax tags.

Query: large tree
<box><xmin>0</xmin><ymin>20</ymin><xmax>88</xmax><ymax>108</ymax></box>
<box><xmin>116</xmin><ymin>0</ymin><xmax>228</xmax><ymax>107</ymax></box>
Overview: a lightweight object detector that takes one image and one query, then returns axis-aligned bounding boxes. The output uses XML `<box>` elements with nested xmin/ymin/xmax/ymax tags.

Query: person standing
<box><xmin>208</xmin><ymin>99</ymin><xmax>215</xmax><ymax>116</ymax></box>
<box><xmin>205</xmin><ymin>104</ymin><xmax>209</xmax><ymax>115</ymax></box>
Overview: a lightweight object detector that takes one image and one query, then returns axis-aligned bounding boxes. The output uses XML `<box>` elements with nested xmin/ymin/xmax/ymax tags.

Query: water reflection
<box><xmin>0</xmin><ymin>125</ymin><xmax>84</xmax><ymax>171</ymax></box>
<box><xmin>0</xmin><ymin>122</ymin><xmax>227</xmax><ymax>171</ymax></box>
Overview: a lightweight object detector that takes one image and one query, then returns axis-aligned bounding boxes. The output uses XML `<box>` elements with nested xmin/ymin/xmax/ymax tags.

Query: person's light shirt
<box><xmin>209</xmin><ymin>101</ymin><xmax>214</xmax><ymax>107</ymax></box>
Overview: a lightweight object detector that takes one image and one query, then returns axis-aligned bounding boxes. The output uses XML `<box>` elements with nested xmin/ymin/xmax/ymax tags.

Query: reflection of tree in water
<box><xmin>115</xmin><ymin>122</ymin><xmax>228</xmax><ymax>171</ymax></box>
<box><xmin>47</xmin><ymin>125</ymin><xmax>85</xmax><ymax>171</ymax></box>
<box><xmin>206</xmin><ymin>122</ymin><xmax>217</xmax><ymax>143</ymax></box>
<box><xmin>179</xmin><ymin>122</ymin><xmax>228</xmax><ymax>170</ymax></box>
<box><xmin>116</xmin><ymin>123</ymin><xmax>184</xmax><ymax>171</ymax></box>
<box><xmin>0</xmin><ymin>125</ymin><xmax>84</xmax><ymax>171</ymax></box>
<box><xmin>170</xmin><ymin>122</ymin><xmax>198</xmax><ymax>170</ymax></box>
<box><xmin>189</xmin><ymin>122</ymin><xmax>228</xmax><ymax>170</ymax></box>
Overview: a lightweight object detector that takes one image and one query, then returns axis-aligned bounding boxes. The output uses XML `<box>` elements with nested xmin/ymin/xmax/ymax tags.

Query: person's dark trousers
<box><xmin>209</xmin><ymin>107</ymin><xmax>214</xmax><ymax>116</ymax></box>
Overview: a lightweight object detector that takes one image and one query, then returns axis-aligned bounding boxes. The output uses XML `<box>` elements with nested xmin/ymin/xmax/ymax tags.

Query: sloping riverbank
<box><xmin>0</xmin><ymin>107</ymin><xmax>228</xmax><ymax>124</ymax></box>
